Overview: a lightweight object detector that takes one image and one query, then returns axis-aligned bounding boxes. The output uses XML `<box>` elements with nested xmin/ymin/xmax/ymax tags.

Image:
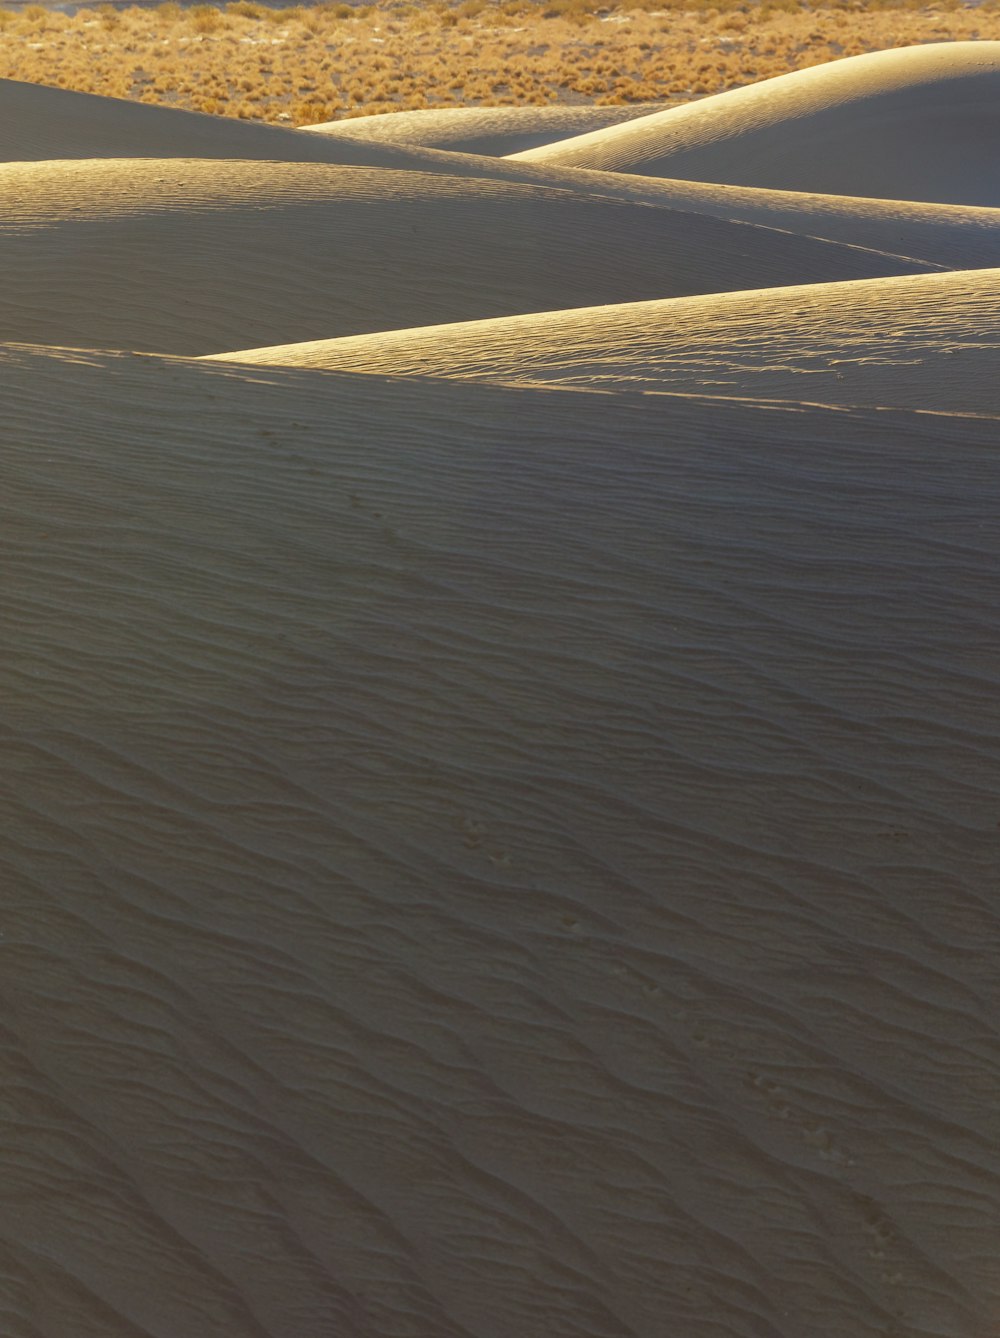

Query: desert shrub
<box><xmin>4</xmin><ymin>0</ymin><xmax>999</xmax><ymax>127</ymax></box>
<box><xmin>292</xmin><ymin>97</ymin><xmax>340</xmax><ymax>122</ymax></box>
<box><xmin>540</xmin><ymin>0</ymin><xmax>598</xmax><ymax>18</ymax></box>
<box><xmin>190</xmin><ymin>4</ymin><xmax>223</xmax><ymax>31</ymax></box>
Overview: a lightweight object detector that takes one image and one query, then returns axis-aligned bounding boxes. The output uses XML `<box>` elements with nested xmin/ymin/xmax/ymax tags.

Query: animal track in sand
<box><xmin>453</xmin><ymin>810</ymin><xmax>513</xmax><ymax>869</ymax></box>
<box><xmin>745</xmin><ymin>1067</ymin><xmax>855</xmax><ymax>1167</ymax></box>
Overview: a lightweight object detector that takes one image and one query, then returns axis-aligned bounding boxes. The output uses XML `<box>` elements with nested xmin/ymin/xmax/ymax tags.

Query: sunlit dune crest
<box><xmin>303</xmin><ymin>103</ymin><xmax>669</xmax><ymax>156</ymax></box>
<box><xmin>2</xmin><ymin>38</ymin><xmax>999</xmax><ymax>1338</ymax></box>
<box><xmin>209</xmin><ymin>267</ymin><xmax>1000</xmax><ymax>413</ymax></box>
<box><xmin>512</xmin><ymin>42</ymin><xmax>1000</xmax><ymax>206</ymax></box>
<box><xmin>0</xmin><ymin>157</ymin><xmax>937</xmax><ymax>354</ymax></box>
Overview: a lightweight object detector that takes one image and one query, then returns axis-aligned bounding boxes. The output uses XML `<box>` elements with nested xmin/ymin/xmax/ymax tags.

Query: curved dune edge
<box><xmin>0</xmin><ymin>157</ymin><xmax>937</xmax><ymax>355</ymax></box>
<box><xmin>207</xmin><ymin>267</ymin><xmax>1000</xmax><ymax>414</ymax></box>
<box><xmin>302</xmin><ymin>103</ymin><xmax>669</xmax><ymax>156</ymax></box>
<box><xmin>0</xmin><ymin>73</ymin><xmax>440</xmax><ymax>167</ymax></box>
<box><xmin>510</xmin><ymin>43</ymin><xmax>1000</xmax><ymax>206</ymax></box>
<box><xmin>3</xmin><ymin>340</ymin><xmax>999</xmax><ymax>1337</ymax></box>
<box><xmin>571</xmin><ymin>176</ymin><xmax>1000</xmax><ymax>271</ymax></box>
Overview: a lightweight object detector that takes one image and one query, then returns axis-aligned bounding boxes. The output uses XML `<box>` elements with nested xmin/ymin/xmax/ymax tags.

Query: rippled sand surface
<box><xmin>2</xmin><ymin>47</ymin><xmax>999</xmax><ymax>1338</ymax></box>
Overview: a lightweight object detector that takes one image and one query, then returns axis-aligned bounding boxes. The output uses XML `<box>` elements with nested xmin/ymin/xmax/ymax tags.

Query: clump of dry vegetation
<box><xmin>0</xmin><ymin>0</ymin><xmax>997</xmax><ymax>124</ymax></box>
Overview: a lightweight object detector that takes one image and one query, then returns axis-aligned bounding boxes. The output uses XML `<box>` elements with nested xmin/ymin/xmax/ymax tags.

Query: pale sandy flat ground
<box><xmin>2</xmin><ymin>41</ymin><xmax>999</xmax><ymax>1338</ymax></box>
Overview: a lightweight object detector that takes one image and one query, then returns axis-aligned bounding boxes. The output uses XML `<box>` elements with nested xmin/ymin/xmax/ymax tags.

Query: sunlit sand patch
<box><xmin>208</xmin><ymin>266</ymin><xmax>1000</xmax><ymax>414</ymax></box>
<box><xmin>302</xmin><ymin>102</ymin><xmax>668</xmax><ymax>155</ymax></box>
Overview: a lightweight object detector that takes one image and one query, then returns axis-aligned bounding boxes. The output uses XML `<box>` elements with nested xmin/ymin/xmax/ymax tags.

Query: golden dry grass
<box><xmin>1</xmin><ymin>0</ymin><xmax>998</xmax><ymax>124</ymax></box>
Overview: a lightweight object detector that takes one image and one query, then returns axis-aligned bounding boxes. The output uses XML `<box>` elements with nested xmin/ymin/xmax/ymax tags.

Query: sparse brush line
<box><xmin>1</xmin><ymin>0</ymin><xmax>998</xmax><ymax>122</ymax></box>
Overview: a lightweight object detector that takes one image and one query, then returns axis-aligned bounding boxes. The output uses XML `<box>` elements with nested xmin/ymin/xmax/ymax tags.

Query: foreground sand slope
<box><xmin>212</xmin><ymin>268</ymin><xmax>1000</xmax><ymax>413</ymax></box>
<box><xmin>512</xmin><ymin>43</ymin><xmax>1000</xmax><ymax>206</ymax></box>
<box><xmin>0</xmin><ymin>158</ymin><xmax>937</xmax><ymax>355</ymax></box>
<box><xmin>3</xmin><ymin>341</ymin><xmax>998</xmax><ymax>1338</ymax></box>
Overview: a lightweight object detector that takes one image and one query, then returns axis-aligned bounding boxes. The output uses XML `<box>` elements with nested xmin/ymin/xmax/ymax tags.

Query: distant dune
<box><xmin>512</xmin><ymin>43</ymin><xmax>1000</xmax><ymax>206</ymax></box>
<box><xmin>2</xmin><ymin>45</ymin><xmax>998</xmax><ymax>1338</ymax></box>
<box><xmin>303</xmin><ymin>104</ymin><xmax>669</xmax><ymax>156</ymax></box>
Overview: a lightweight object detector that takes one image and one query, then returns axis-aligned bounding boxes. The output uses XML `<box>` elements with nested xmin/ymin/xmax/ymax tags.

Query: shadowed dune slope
<box><xmin>0</xmin><ymin>73</ymin><xmax>662</xmax><ymax>178</ymax></box>
<box><xmin>8</xmin><ymin>79</ymin><xmax>1000</xmax><ymax>280</ymax></box>
<box><xmin>304</xmin><ymin>104</ymin><xmax>668</xmax><ymax>156</ymax></box>
<box><xmin>211</xmin><ymin>268</ymin><xmax>1000</xmax><ymax>413</ymax></box>
<box><xmin>0</xmin><ymin>158</ymin><xmax>936</xmax><ymax>355</ymax></box>
<box><xmin>2</xmin><ymin>342</ymin><xmax>999</xmax><ymax>1338</ymax></box>
<box><xmin>475</xmin><ymin>159</ymin><xmax>1000</xmax><ymax>271</ymax></box>
<box><xmin>0</xmin><ymin>74</ymin><xmax>438</xmax><ymax>167</ymax></box>
<box><xmin>598</xmin><ymin>178</ymin><xmax>1000</xmax><ymax>272</ymax></box>
<box><xmin>511</xmin><ymin>43</ymin><xmax>1000</xmax><ymax>206</ymax></box>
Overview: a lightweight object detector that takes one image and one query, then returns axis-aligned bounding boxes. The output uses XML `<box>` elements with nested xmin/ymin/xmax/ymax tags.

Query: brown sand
<box><xmin>1</xmin><ymin>41</ymin><xmax>999</xmax><ymax>1338</ymax></box>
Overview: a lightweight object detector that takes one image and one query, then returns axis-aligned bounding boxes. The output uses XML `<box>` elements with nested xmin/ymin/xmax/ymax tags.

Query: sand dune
<box><xmin>476</xmin><ymin>158</ymin><xmax>1000</xmax><ymax>272</ymax></box>
<box><xmin>304</xmin><ymin>103</ymin><xmax>668</xmax><ymax>156</ymax></box>
<box><xmin>0</xmin><ymin>157</ymin><xmax>937</xmax><ymax>355</ymax></box>
<box><xmin>591</xmin><ymin>179</ymin><xmax>1000</xmax><ymax>272</ymax></box>
<box><xmin>7</xmin><ymin>74</ymin><xmax>1000</xmax><ymax>283</ymax></box>
<box><xmin>3</xmin><ymin>341</ymin><xmax>999</xmax><ymax>1338</ymax></box>
<box><xmin>0</xmin><ymin>73</ymin><xmax>426</xmax><ymax>167</ymax></box>
<box><xmin>212</xmin><ymin>268</ymin><xmax>1000</xmax><ymax>413</ymax></box>
<box><xmin>512</xmin><ymin>43</ymin><xmax>1000</xmax><ymax>206</ymax></box>
<box><xmin>5</xmin><ymin>41</ymin><xmax>1000</xmax><ymax>1338</ymax></box>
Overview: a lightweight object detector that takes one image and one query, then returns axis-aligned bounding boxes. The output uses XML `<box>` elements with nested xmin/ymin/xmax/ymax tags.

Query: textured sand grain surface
<box><xmin>2</xmin><ymin>46</ymin><xmax>999</xmax><ymax>1338</ymax></box>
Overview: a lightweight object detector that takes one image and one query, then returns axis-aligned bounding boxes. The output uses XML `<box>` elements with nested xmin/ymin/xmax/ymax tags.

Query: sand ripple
<box><xmin>1</xmin><ymin>47</ymin><xmax>999</xmax><ymax>1338</ymax></box>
